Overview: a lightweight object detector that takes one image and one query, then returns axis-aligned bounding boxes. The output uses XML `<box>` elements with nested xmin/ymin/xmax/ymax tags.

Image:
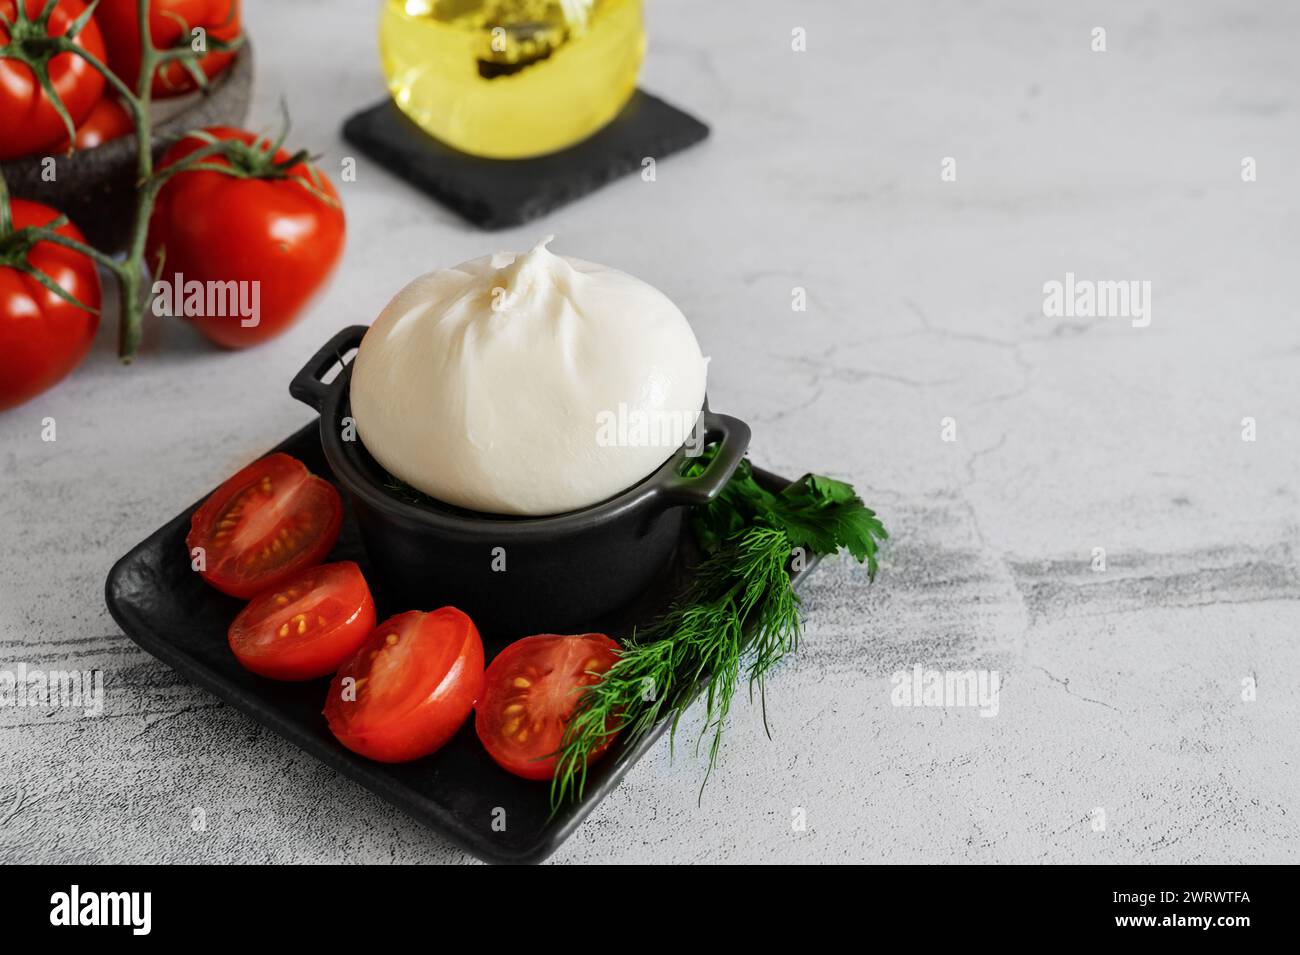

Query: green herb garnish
<box><xmin>550</xmin><ymin>456</ymin><xmax>888</xmax><ymax>807</ymax></box>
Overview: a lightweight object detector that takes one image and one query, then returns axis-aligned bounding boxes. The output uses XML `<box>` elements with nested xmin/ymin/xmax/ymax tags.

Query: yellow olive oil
<box><xmin>379</xmin><ymin>0</ymin><xmax>645</xmax><ymax>159</ymax></box>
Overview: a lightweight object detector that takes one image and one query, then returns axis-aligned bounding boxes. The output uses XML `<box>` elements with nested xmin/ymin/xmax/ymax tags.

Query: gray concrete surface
<box><xmin>2</xmin><ymin>0</ymin><xmax>1298</xmax><ymax>864</ymax></box>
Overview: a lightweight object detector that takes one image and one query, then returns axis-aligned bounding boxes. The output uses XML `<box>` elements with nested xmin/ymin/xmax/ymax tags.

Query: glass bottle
<box><xmin>379</xmin><ymin>0</ymin><xmax>645</xmax><ymax>159</ymax></box>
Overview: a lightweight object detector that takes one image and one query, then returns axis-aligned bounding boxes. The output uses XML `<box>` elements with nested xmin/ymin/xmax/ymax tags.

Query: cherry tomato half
<box><xmin>0</xmin><ymin>0</ymin><xmax>106</xmax><ymax>160</ymax></box>
<box><xmin>325</xmin><ymin>609</ymin><xmax>485</xmax><ymax>764</ymax></box>
<box><xmin>186</xmin><ymin>453</ymin><xmax>342</xmax><ymax>598</ymax></box>
<box><xmin>147</xmin><ymin>127</ymin><xmax>345</xmax><ymax>349</ymax></box>
<box><xmin>97</xmin><ymin>0</ymin><xmax>241</xmax><ymax>98</ymax></box>
<box><xmin>475</xmin><ymin>632</ymin><xmax>621</xmax><ymax>781</ymax></box>
<box><xmin>0</xmin><ymin>199</ymin><xmax>101</xmax><ymax>411</ymax></box>
<box><xmin>227</xmin><ymin>561</ymin><xmax>375</xmax><ymax>681</ymax></box>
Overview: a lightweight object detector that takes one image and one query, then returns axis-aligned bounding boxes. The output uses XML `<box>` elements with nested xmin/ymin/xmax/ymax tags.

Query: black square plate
<box><xmin>105</xmin><ymin>422</ymin><xmax>819</xmax><ymax>864</ymax></box>
<box><xmin>341</xmin><ymin>90</ymin><xmax>709</xmax><ymax>229</ymax></box>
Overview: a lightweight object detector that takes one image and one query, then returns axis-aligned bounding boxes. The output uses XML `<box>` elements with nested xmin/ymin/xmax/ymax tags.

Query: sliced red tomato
<box><xmin>227</xmin><ymin>561</ymin><xmax>375</xmax><ymax>681</ymax></box>
<box><xmin>96</xmin><ymin>0</ymin><xmax>241</xmax><ymax>98</ymax></box>
<box><xmin>0</xmin><ymin>0</ymin><xmax>106</xmax><ymax>160</ymax></box>
<box><xmin>325</xmin><ymin>609</ymin><xmax>485</xmax><ymax>763</ymax></box>
<box><xmin>475</xmin><ymin>633</ymin><xmax>620</xmax><ymax>781</ymax></box>
<box><xmin>186</xmin><ymin>453</ymin><xmax>342</xmax><ymax>599</ymax></box>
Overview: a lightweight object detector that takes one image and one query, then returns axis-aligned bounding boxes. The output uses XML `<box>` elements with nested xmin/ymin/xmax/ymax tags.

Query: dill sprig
<box><xmin>550</xmin><ymin>456</ymin><xmax>888</xmax><ymax>808</ymax></box>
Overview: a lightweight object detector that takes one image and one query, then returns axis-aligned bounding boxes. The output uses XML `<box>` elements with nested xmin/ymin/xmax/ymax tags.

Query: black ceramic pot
<box><xmin>290</xmin><ymin>325</ymin><xmax>750</xmax><ymax>636</ymax></box>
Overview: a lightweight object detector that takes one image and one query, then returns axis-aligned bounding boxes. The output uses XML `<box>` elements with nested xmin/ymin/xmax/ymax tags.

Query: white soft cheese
<box><xmin>350</xmin><ymin>237</ymin><xmax>708</xmax><ymax>516</ymax></box>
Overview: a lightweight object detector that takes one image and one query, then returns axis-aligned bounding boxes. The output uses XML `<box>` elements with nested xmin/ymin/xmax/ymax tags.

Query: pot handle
<box><xmin>657</xmin><ymin>411</ymin><xmax>752</xmax><ymax>506</ymax></box>
<box><xmin>289</xmin><ymin>325</ymin><xmax>368</xmax><ymax>412</ymax></box>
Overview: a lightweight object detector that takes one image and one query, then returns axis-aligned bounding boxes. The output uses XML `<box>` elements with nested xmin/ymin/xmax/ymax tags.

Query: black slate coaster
<box><xmin>341</xmin><ymin>89</ymin><xmax>709</xmax><ymax>230</ymax></box>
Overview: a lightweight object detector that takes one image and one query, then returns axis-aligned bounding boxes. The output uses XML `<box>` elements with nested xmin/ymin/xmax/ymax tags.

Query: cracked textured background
<box><xmin>2</xmin><ymin>0</ymin><xmax>1298</xmax><ymax>863</ymax></box>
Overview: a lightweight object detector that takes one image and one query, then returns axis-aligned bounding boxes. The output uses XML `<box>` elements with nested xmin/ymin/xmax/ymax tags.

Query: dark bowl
<box><xmin>290</xmin><ymin>325</ymin><xmax>751</xmax><ymax>635</ymax></box>
<box><xmin>0</xmin><ymin>43</ymin><xmax>254</xmax><ymax>251</ymax></box>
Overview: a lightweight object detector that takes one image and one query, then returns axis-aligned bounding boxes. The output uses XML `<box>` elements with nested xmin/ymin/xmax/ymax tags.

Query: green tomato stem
<box><xmin>0</xmin><ymin>172</ymin><xmax>12</xmax><ymax>237</ymax></box>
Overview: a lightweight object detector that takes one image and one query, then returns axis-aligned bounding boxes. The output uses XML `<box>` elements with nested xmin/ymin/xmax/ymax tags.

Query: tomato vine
<box><xmin>0</xmin><ymin>0</ymin><xmax>247</xmax><ymax>360</ymax></box>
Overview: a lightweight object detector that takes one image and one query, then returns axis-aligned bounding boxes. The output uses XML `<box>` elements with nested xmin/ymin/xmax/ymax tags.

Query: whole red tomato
<box><xmin>56</xmin><ymin>96</ymin><xmax>134</xmax><ymax>151</ymax></box>
<box><xmin>96</xmin><ymin>0</ymin><xmax>240</xmax><ymax>98</ymax></box>
<box><xmin>147</xmin><ymin>127</ymin><xmax>345</xmax><ymax>348</ymax></box>
<box><xmin>0</xmin><ymin>199</ymin><xmax>101</xmax><ymax>411</ymax></box>
<box><xmin>0</xmin><ymin>0</ymin><xmax>107</xmax><ymax>160</ymax></box>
